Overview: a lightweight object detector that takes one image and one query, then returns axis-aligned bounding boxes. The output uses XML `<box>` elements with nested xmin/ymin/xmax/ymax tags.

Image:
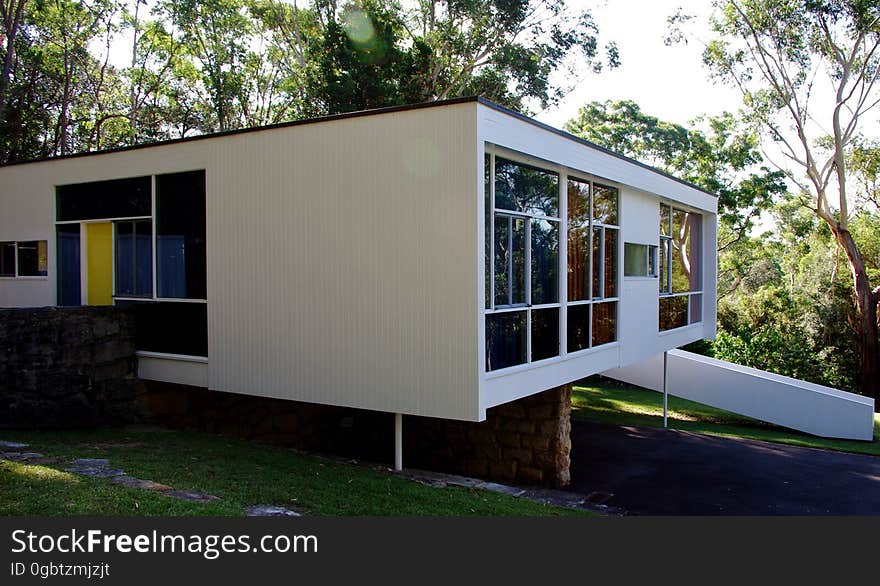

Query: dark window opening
<box><xmin>0</xmin><ymin>243</ymin><xmax>14</xmax><ymax>277</ymax></box>
<box><xmin>156</xmin><ymin>170</ymin><xmax>207</xmax><ymax>299</ymax></box>
<box><xmin>57</xmin><ymin>176</ymin><xmax>151</xmax><ymax>222</ymax></box>
<box><xmin>17</xmin><ymin>241</ymin><xmax>47</xmax><ymax>276</ymax></box>
<box><xmin>117</xmin><ymin>300</ymin><xmax>208</xmax><ymax>357</ymax></box>
<box><xmin>486</xmin><ymin>312</ymin><xmax>527</xmax><ymax>371</ymax></box>
<box><xmin>56</xmin><ymin>225</ymin><xmax>81</xmax><ymax>305</ymax></box>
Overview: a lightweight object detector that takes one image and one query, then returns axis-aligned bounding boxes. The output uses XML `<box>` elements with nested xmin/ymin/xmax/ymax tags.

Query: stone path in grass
<box><xmin>0</xmin><ymin>440</ymin><xmax>300</xmax><ymax>516</ymax></box>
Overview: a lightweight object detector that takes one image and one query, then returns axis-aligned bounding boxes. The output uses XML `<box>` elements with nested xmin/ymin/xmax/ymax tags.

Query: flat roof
<box><xmin>0</xmin><ymin>96</ymin><xmax>717</xmax><ymax>198</ymax></box>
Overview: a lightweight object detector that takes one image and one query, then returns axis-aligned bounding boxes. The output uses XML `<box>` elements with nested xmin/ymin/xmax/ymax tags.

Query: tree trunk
<box><xmin>0</xmin><ymin>0</ymin><xmax>28</xmax><ymax>124</ymax></box>
<box><xmin>834</xmin><ymin>227</ymin><xmax>879</xmax><ymax>410</ymax></box>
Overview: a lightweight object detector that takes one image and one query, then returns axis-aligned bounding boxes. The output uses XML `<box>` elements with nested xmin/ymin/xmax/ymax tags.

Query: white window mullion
<box><xmin>559</xmin><ymin>172</ymin><xmax>568</xmax><ymax>357</ymax></box>
<box><xmin>588</xmin><ymin>182</ymin><xmax>593</xmax><ymax>301</ymax></box>
<box><xmin>151</xmin><ymin>175</ymin><xmax>158</xmax><ymax>300</ymax></box>
<box><xmin>598</xmin><ymin>225</ymin><xmax>605</xmax><ymax>299</ymax></box>
<box><xmin>525</xmin><ymin>218</ymin><xmax>532</xmax><ymax>307</ymax></box>
<box><xmin>524</xmin><ymin>217</ymin><xmax>532</xmax><ymax>361</ymax></box>
<box><xmin>111</xmin><ymin>223</ymin><xmax>116</xmax><ymax>297</ymax></box>
<box><xmin>526</xmin><ymin>306</ymin><xmax>533</xmax><ymax>363</ymax></box>
<box><xmin>507</xmin><ymin>216</ymin><xmax>514</xmax><ymax>306</ymax></box>
<box><xmin>489</xmin><ymin>154</ymin><xmax>495</xmax><ymax>310</ymax></box>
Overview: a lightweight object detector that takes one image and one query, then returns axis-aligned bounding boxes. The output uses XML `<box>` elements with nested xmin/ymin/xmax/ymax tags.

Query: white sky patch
<box><xmin>536</xmin><ymin>0</ymin><xmax>743</xmax><ymax>128</ymax></box>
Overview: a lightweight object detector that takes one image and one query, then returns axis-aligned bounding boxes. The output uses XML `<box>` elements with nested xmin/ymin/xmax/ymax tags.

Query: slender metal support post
<box><xmin>662</xmin><ymin>351</ymin><xmax>669</xmax><ymax>429</ymax></box>
<box><xmin>394</xmin><ymin>413</ymin><xmax>403</xmax><ymax>472</ymax></box>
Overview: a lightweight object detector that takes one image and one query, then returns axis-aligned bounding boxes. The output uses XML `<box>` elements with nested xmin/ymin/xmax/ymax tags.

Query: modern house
<box><xmin>0</xmin><ymin>97</ymin><xmax>719</xmax><ymax>466</ymax></box>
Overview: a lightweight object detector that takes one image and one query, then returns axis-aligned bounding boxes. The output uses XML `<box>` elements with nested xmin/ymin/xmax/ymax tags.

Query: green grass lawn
<box><xmin>572</xmin><ymin>375</ymin><xmax>880</xmax><ymax>457</ymax></box>
<box><xmin>0</xmin><ymin>428</ymin><xmax>586</xmax><ymax>516</ymax></box>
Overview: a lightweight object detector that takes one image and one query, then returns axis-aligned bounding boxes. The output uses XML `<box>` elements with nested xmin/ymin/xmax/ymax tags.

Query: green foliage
<box><xmin>0</xmin><ymin>0</ymin><xmax>618</xmax><ymax>161</ymax></box>
<box><xmin>712</xmin><ymin>194</ymin><xmax>869</xmax><ymax>393</ymax></box>
<box><xmin>307</xmin><ymin>0</ymin><xmax>430</xmax><ymax>114</ymax></box>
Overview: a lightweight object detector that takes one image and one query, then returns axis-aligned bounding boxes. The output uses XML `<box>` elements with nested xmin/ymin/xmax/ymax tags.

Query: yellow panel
<box><xmin>86</xmin><ymin>222</ymin><xmax>112</xmax><ymax>306</ymax></box>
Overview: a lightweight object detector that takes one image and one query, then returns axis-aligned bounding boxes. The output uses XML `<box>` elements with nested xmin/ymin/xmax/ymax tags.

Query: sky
<box><xmin>536</xmin><ymin>1</ymin><xmax>744</xmax><ymax>129</ymax></box>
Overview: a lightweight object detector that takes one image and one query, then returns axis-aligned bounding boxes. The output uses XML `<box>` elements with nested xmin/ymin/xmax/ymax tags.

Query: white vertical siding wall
<box><xmin>206</xmin><ymin>105</ymin><xmax>480</xmax><ymax>420</ymax></box>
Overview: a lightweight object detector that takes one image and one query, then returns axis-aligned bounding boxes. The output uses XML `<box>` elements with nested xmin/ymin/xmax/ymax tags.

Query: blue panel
<box><xmin>115</xmin><ymin>223</ymin><xmax>133</xmax><ymax>296</ymax></box>
<box><xmin>157</xmin><ymin>235</ymin><xmax>186</xmax><ymax>298</ymax></box>
<box><xmin>56</xmin><ymin>225</ymin><xmax>81</xmax><ymax>306</ymax></box>
<box><xmin>135</xmin><ymin>222</ymin><xmax>153</xmax><ymax>296</ymax></box>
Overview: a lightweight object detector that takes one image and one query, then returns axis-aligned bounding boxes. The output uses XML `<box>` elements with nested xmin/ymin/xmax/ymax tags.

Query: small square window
<box><xmin>16</xmin><ymin>241</ymin><xmax>48</xmax><ymax>276</ymax></box>
<box><xmin>624</xmin><ymin>243</ymin><xmax>658</xmax><ymax>277</ymax></box>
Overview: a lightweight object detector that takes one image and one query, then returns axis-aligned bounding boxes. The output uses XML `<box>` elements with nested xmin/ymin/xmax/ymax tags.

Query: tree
<box><xmin>564</xmin><ymin>100</ymin><xmax>786</xmax><ymax>247</ymax></box>
<box><xmin>0</xmin><ymin>0</ymin><xmax>28</xmax><ymax>125</ymax></box>
<box><xmin>410</xmin><ymin>0</ymin><xmax>618</xmax><ymax>110</ymax></box>
<box><xmin>686</xmin><ymin>0</ymin><xmax>880</xmax><ymax>402</ymax></box>
<box><xmin>308</xmin><ymin>0</ymin><xmax>430</xmax><ymax>114</ymax></box>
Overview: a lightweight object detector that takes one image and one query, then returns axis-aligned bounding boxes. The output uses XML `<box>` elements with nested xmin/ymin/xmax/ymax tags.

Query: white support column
<box><xmin>394</xmin><ymin>413</ymin><xmax>403</xmax><ymax>472</ymax></box>
<box><xmin>663</xmin><ymin>351</ymin><xmax>669</xmax><ymax>429</ymax></box>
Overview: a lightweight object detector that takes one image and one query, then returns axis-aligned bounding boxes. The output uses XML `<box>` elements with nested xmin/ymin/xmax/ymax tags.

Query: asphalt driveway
<box><xmin>569</xmin><ymin>419</ymin><xmax>880</xmax><ymax>515</ymax></box>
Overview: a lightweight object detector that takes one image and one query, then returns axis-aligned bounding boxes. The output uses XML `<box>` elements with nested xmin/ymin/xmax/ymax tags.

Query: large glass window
<box><xmin>156</xmin><ymin>170</ymin><xmax>207</xmax><ymax>299</ymax></box>
<box><xmin>566</xmin><ymin>178</ymin><xmax>619</xmax><ymax>355</ymax></box>
<box><xmin>485</xmin><ymin>155</ymin><xmax>560</xmax><ymax>371</ymax></box>
<box><xmin>659</xmin><ymin>202</ymin><xmax>702</xmax><ymax>331</ymax></box>
<box><xmin>484</xmin><ymin>152</ymin><xmax>621</xmax><ymax>372</ymax></box>
<box><xmin>115</xmin><ymin>220</ymin><xmax>153</xmax><ymax>297</ymax></box>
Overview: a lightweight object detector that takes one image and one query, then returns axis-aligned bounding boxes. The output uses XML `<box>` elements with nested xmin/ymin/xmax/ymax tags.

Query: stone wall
<box><xmin>142</xmin><ymin>382</ymin><xmax>572</xmax><ymax>487</ymax></box>
<box><xmin>407</xmin><ymin>386</ymin><xmax>572</xmax><ymax>487</ymax></box>
<box><xmin>0</xmin><ymin>306</ymin><xmax>144</xmax><ymax>427</ymax></box>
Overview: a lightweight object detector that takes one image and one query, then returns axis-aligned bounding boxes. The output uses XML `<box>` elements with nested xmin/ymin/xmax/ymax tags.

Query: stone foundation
<box><xmin>0</xmin><ymin>306</ymin><xmax>144</xmax><ymax>427</ymax></box>
<box><xmin>142</xmin><ymin>382</ymin><xmax>572</xmax><ymax>488</ymax></box>
<box><xmin>407</xmin><ymin>386</ymin><xmax>572</xmax><ymax>487</ymax></box>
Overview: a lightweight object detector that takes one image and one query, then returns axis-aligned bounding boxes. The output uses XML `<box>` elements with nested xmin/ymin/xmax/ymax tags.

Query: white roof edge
<box><xmin>476</xmin><ymin>101</ymin><xmax>718</xmax><ymax>214</ymax></box>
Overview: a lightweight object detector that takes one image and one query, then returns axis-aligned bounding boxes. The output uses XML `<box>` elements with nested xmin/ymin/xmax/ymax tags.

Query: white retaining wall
<box><xmin>603</xmin><ymin>349</ymin><xmax>875</xmax><ymax>441</ymax></box>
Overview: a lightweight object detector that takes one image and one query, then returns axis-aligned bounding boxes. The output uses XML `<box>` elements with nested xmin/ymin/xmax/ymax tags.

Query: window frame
<box><xmin>624</xmin><ymin>242</ymin><xmax>659</xmax><ymax>278</ymax></box>
<box><xmin>484</xmin><ymin>148</ymin><xmax>621</xmax><ymax>375</ymax></box>
<box><xmin>658</xmin><ymin>201</ymin><xmax>703</xmax><ymax>332</ymax></box>
<box><xmin>113</xmin><ymin>218</ymin><xmax>154</xmax><ymax>299</ymax></box>
<box><xmin>54</xmin><ymin>174</ymin><xmax>208</xmax><ymax>305</ymax></box>
<box><xmin>0</xmin><ymin>240</ymin><xmax>49</xmax><ymax>279</ymax></box>
<box><xmin>566</xmin><ymin>175</ymin><xmax>620</xmax><ymax>357</ymax></box>
<box><xmin>486</xmin><ymin>153</ymin><xmax>562</xmax><ymax>369</ymax></box>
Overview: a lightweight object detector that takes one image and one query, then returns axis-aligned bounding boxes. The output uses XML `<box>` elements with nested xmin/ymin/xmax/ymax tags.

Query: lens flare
<box><xmin>343</xmin><ymin>8</ymin><xmax>375</xmax><ymax>46</ymax></box>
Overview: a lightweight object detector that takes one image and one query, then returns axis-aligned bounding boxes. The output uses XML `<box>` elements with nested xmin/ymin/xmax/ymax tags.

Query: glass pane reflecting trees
<box><xmin>485</xmin><ymin>153</ymin><xmax>620</xmax><ymax>372</ymax></box>
<box><xmin>486</xmin><ymin>155</ymin><xmax>560</xmax><ymax>371</ymax></box>
<box><xmin>659</xmin><ymin>202</ymin><xmax>703</xmax><ymax>331</ymax></box>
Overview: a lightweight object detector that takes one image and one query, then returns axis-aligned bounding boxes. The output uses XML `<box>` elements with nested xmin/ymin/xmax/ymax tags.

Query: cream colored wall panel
<box><xmin>205</xmin><ymin>104</ymin><xmax>480</xmax><ymax>421</ymax></box>
<box><xmin>137</xmin><ymin>353</ymin><xmax>208</xmax><ymax>387</ymax></box>
<box><xmin>0</xmin><ymin>164</ymin><xmax>56</xmax><ymax>307</ymax></box>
